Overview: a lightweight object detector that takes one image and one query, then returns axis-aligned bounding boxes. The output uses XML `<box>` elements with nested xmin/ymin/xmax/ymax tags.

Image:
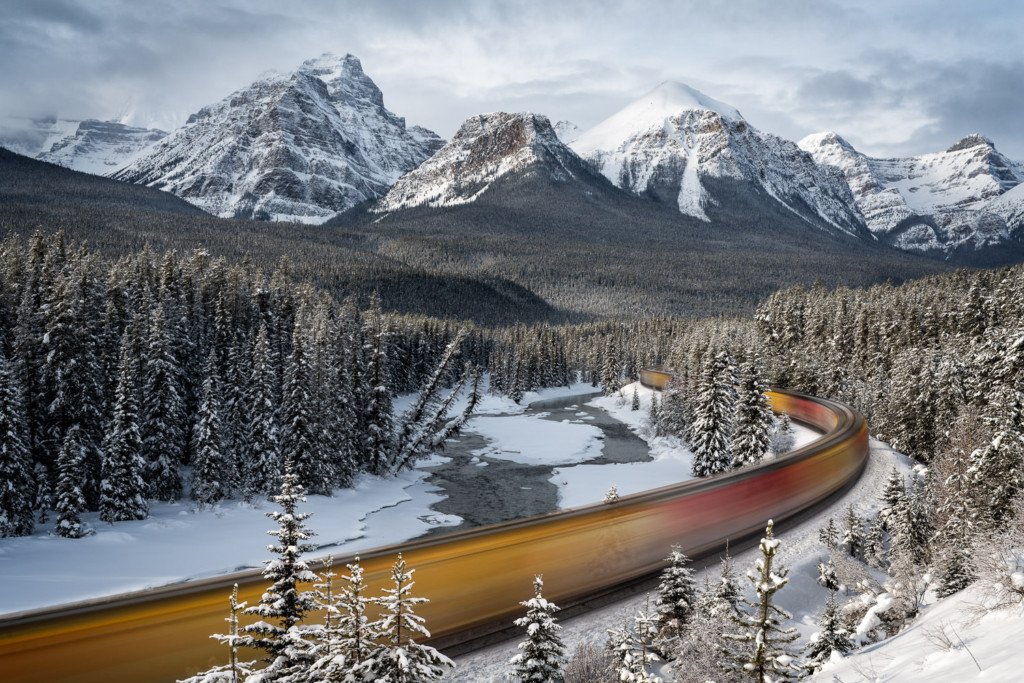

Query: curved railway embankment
<box><xmin>0</xmin><ymin>382</ymin><xmax>868</xmax><ymax>683</ymax></box>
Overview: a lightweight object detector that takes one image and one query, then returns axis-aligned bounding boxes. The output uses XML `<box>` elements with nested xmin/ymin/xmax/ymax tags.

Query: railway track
<box><xmin>0</xmin><ymin>384</ymin><xmax>868</xmax><ymax>682</ymax></box>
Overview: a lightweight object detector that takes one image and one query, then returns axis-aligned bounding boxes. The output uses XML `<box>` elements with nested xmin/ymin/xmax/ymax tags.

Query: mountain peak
<box><xmin>572</xmin><ymin>81</ymin><xmax>742</xmax><ymax>156</ymax></box>
<box><xmin>946</xmin><ymin>133</ymin><xmax>995</xmax><ymax>153</ymax></box>
<box><xmin>798</xmin><ymin>131</ymin><xmax>857</xmax><ymax>155</ymax></box>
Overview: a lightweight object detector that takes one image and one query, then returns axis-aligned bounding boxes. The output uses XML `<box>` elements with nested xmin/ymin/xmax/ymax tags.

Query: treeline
<box><xmin>0</xmin><ymin>230</ymin><xmax>481</xmax><ymax>538</ymax></box>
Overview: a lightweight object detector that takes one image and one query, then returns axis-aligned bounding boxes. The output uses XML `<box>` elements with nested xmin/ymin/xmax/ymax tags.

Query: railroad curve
<box><xmin>0</xmin><ymin>383</ymin><xmax>868</xmax><ymax>683</ymax></box>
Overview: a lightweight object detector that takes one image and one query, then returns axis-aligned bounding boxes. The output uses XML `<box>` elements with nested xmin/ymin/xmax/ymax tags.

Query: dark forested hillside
<box><xmin>333</xmin><ymin>168</ymin><xmax>958</xmax><ymax>318</ymax></box>
<box><xmin>0</xmin><ymin>149</ymin><xmax>558</xmax><ymax>326</ymax></box>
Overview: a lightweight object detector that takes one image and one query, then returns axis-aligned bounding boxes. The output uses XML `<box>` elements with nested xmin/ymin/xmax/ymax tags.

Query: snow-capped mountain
<box><xmin>372</xmin><ymin>112</ymin><xmax>600</xmax><ymax>213</ymax></box>
<box><xmin>570</xmin><ymin>82</ymin><xmax>867</xmax><ymax>236</ymax></box>
<box><xmin>0</xmin><ymin>118</ymin><xmax>166</xmax><ymax>174</ymax></box>
<box><xmin>799</xmin><ymin>132</ymin><xmax>1024</xmax><ymax>258</ymax></box>
<box><xmin>113</xmin><ymin>53</ymin><xmax>443</xmax><ymax>223</ymax></box>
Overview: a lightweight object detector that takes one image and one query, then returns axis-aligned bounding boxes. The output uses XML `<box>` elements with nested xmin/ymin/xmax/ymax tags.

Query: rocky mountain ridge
<box><xmin>112</xmin><ymin>53</ymin><xmax>442</xmax><ymax>223</ymax></box>
<box><xmin>799</xmin><ymin>131</ymin><xmax>1024</xmax><ymax>259</ymax></box>
<box><xmin>0</xmin><ymin>118</ymin><xmax>167</xmax><ymax>174</ymax></box>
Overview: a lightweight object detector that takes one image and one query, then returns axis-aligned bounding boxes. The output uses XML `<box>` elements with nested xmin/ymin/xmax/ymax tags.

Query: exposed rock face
<box><xmin>799</xmin><ymin>131</ymin><xmax>1024</xmax><ymax>257</ymax></box>
<box><xmin>373</xmin><ymin>112</ymin><xmax>597</xmax><ymax>212</ymax></box>
<box><xmin>113</xmin><ymin>53</ymin><xmax>443</xmax><ymax>223</ymax></box>
<box><xmin>0</xmin><ymin>118</ymin><xmax>166</xmax><ymax>175</ymax></box>
<box><xmin>569</xmin><ymin>82</ymin><xmax>866</xmax><ymax>237</ymax></box>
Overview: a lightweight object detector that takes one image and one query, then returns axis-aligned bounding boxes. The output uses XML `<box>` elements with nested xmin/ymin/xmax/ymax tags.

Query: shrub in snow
<box><xmin>720</xmin><ymin>520</ymin><xmax>802</xmax><ymax>681</ymax></box>
<box><xmin>604</xmin><ymin>485</ymin><xmax>620</xmax><ymax>503</ymax></box>
<box><xmin>510</xmin><ymin>575</ymin><xmax>565</xmax><ymax>682</ymax></box>
<box><xmin>768</xmin><ymin>411</ymin><xmax>794</xmax><ymax>456</ymax></box>
<box><xmin>563</xmin><ymin>642</ymin><xmax>610</xmax><ymax>683</ymax></box>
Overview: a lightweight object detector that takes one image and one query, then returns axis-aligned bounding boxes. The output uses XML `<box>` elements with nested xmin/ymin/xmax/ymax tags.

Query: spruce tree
<box><xmin>0</xmin><ymin>347</ymin><xmax>35</xmax><ymax>537</ymax></box>
<box><xmin>308</xmin><ymin>555</ymin><xmax>379</xmax><ymax>680</ymax></box>
<box><xmin>841</xmin><ymin>505</ymin><xmax>865</xmax><ymax>559</ymax></box>
<box><xmin>360</xmin><ymin>296</ymin><xmax>395</xmax><ymax>476</ymax></box>
<box><xmin>720</xmin><ymin>520</ymin><xmax>802</xmax><ymax>682</ymax></box>
<box><xmin>54</xmin><ymin>424</ymin><xmax>88</xmax><ymax>538</ymax></box>
<box><xmin>179</xmin><ymin>584</ymin><xmax>255</xmax><ymax>683</ymax></box>
<box><xmin>141</xmin><ymin>303</ymin><xmax>186</xmax><ymax>501</ymax></box>
<box><xmin>281</xmin><ymin>319</ymin><xmax>327</xmax><ymax>495</ymax></box>
<box><xmin>240</xmin><ymin>461</ymin><xmax>320</xmax><ymax>680</ymax></box>
<box><xmin>631</xmin><ymin>384</ymin><xmax>640</xmax><ymax>411</ymax></box>
<box><xmin>817</xmin><ymin>517</ymin><xmax>839</xmax><ymax>551</ymax></box>
<box><xmin>731</xmin><ymin>360</ymin><xmax>773</xmax><ymax>468</ymax></box>
<box><xmin>655</xmin><ymin>545</ymin><xmax>697</xmax><ymax>642</ymax></box>
<box><xmin>804</xmin><ymin>593</ymin><xmax>853</xmax><ymax>673</ymax></box>
<box><xmin>690</xmin><ymin>351</ymin><xmax>738</xmax><ymax>477</ymax></box>
<box><xmin>99</xmin><ymin>334</ymin><xmax>148</xmax><ymax>523</ymax></box>
<box><xmin>371</xmin><ymin>553</ymin><xmax>454</xmax><ymax>682</ymax></box>
<box><xmin>191</xmin><ymin>351</ymin><xmax>228</xmax><ymax>506</ymax></box>
<box><xmin>243</xmin><ymin>324</ymin><xmax>281</xmax><ymax>500</ymax></box>
<box><xmin>510</xmin><ymin>574</ymin><xmax>566</xmax><ymax>683</ymax></box>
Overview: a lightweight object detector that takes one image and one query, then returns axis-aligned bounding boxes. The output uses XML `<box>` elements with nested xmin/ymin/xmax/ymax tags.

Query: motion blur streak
<box><xmin>0</xmin><ymin>385</ymin><xmax>867</xmax><ymax>682</ymax></box>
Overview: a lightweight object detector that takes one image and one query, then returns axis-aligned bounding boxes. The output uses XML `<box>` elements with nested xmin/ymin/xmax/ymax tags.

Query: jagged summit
<box><xmin>115</xmin><ymin>53</ymin><xmax>442</xmax><ymax>222</ymax></box>
<box><xmin>947</xmin><ymin>133</ymin><xmax>996</xmax><ymax>153</ymax></box>
<box><xmin>373</xmin><ymin>111</ymin><xmax>596</xmax><ymax>212</ymax></box>
<box><xmin>800</xmin><ymin>129</ymin><xmax>1024</xmax><ymax>260</ymax></box>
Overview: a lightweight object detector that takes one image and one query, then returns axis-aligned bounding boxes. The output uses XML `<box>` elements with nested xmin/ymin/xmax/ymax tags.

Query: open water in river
<box><xmin>418</xmin><ymin>392</ymin><xmax>652</xmax><ymax>535</ymax></box>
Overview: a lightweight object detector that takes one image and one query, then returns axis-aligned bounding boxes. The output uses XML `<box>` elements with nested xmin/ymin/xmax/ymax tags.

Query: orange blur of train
<box><xmin>0</xmin><ymin>378</ymin><xmax>868</xmax><ymax>683</ymax></box>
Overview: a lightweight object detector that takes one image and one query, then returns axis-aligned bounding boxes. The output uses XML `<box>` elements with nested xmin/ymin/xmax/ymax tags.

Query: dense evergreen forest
<box><xmin>0</xmin><ymin>230</ymin><xmax>484</xmax><ymax>538</ymax></box>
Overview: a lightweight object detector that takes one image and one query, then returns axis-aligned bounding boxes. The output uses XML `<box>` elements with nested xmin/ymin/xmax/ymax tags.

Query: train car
<box><xmin>0</xmin><ymin>384</ymin><xmax>868</xmax><ymax>683</ymax></box>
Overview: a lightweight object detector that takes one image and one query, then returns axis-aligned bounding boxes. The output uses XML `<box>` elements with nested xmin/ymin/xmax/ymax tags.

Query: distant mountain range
<box><xmin>2</xmin><ymin>53</ymin><xmax>1022</xmax><ymax>265</ymax></box>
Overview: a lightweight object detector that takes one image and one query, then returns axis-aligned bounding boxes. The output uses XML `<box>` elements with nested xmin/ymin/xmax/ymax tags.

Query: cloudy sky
<box><xmin>2</xmin><ymin>0</ymin><xmax>1022</xmax><ymax>158</ymax></box>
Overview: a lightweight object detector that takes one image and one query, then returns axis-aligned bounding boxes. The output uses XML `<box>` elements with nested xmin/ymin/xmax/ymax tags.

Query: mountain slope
<box><xmin>113</xmin><ymin>54</ymin><xmax>442</xmax><ymax>223</ymax></box>
<box><xmin>332</xmin><ymin>112</ymin><xmax>952</xmax><ymax>318</ymax></box>
<box><xmin>799</xmin><ymin>132</ymin><xmax>1024</xmax><ymax>263</ymax></box>
<box><xmin>570</xmin><ymin>82</ymin><xmax>867</xmax><ymax>237</ymax></box>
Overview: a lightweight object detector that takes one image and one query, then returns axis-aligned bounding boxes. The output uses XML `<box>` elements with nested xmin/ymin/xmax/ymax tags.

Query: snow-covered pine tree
<box><xmin>804</xmin><ymin>593</ymin><xmax>853</xmax><ymax>673</ymax></box>
<box><xmin>879</xmin><ymin>467</ymin><xmax>906</xmax><ymax>530</ymax></box>
<box><xmin>935</xmin><ymin>542</ymin><xmax>975</xmax><ymax>598</ymax></box>
<box><xmin>862</xmin><ymin>517</ymin><xmax>886</xmax><ymax>569</ymax></box>
<box><xmin>731</xmin><ymin>360</ymin><xmax>773</xmax><ymax>468</ymax></box>
<box><xmin>816</xmin><ymin>558</ymin><xmax>839</xmax><ymax>593</ymax></box>
<box><xmin>240</xmin><ymin>461</ymin><xmax>320</xmax><ymax>680</ymax></box>
<box><xmin>970</xmin><ymin>387</ymin><xmax>1024</xmax><ymax>529</ymax></box>
<box><xmin>99</xmin><ymin>333</ymin><xmax>148</xmax><ymax>523</ymax></box>
<box><xmin>769</xmin><ymin>411</ymin><xmax>794</xmax><ymax>456</ymax></box>
<box><xmin>631</xmin><ymin>384</ymin><xmax>640</xmax><ymax>411</ymax></box>
<box><xmin>841</xmin><ymin>504</ymin><xmax>865</xmax><ymax>559</ymax></box>
<box><xmin>817</xmin><ymin>517</ymin><xmax>839</xmax><ymax>551</ymax></box>
<box><xmin>281</xmin><ymin>317</ymin><xmax>327</xmax><ymax>495</ymax></box>
<box><xmin>359</xmin><ymin>295</ymin><xmax>395</xmax><ymax>476</ymax></box>
<box><xmin>600</xmin><ymin>336</ymin><xmax>620</xmax><ymax>396</ymax></box>
<box><xmin>647</xmin><ymin>393</ymin><xmax>661</xmax><ymax>437</ymax></box>
<box><xmin>191</xmin><ymin>351</ymin><xmax>228</xmax><ymax>506</ymax></box>
<box><xmin>178</xmin><ymin>584</ymin><xmax>255</xmax><ymax>683</ymax></box>
<box><xmin>510</xmin><ymin>574</ymin><xmax>565</xmax><ymax>683</ymax></box>
<box><xmin>0</xmin><ymin>346</ymin><xmax>35</xmax><ymax>537</ymax></box>
<box><xmin>55</xmin><ymin>423</ymin><xmax>88</xmax><ymax>538</ymax></box>
<box><xmin>308</xmin><ymin>555</ymin><xmax>379</xmax><ymax>681</ymax></box>
<box><xmin>720</xmin><ymin>520</ymin><xmax>802</xmax><ymax>682</ymax></box>
<box><xmin>370</xmin><ymin>553</ymin><xmax>454</xmax><ymax>682</ymax></box>
<box><xmin>655</xmin><ymin>545</ymin><xmax>697</xmax><ymax>642</ymax></box>
<box><xmin>709</xmin><ymin>551</ymin><xmax>743</xmax><ymax>618</ymax></box>
<box><xmin>243</xmin><ymin>324</ymin><xmax>281</xmax><ymax>501</ymax></box>
<box><xmin>140</xmin><ymin>302</ymin><xmax>186</xmax><ymax>501</ymax></box>
<box><xmin>690</xmin><ymin>351</ymin><xmax>738</xmax><ymax>478</ymax></box>
<box><xmin>621</xmin><ymin>595</ymin><xmax>662</xmax><ymax>683</ymax></box>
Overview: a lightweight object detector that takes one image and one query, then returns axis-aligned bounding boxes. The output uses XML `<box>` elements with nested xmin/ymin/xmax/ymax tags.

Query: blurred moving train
<box><xmin>0</xmin><ymin>375</ymin><xmax>868</xmax><ymax>682</ymax></box>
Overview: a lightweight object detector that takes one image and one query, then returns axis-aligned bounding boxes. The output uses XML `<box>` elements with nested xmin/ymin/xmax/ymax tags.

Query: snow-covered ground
<box><xmin>442</xmin><ymin>438</ymin><xmax>916</xmax><ymax>682</ymax></box>
<box><xmin>811</xmin><ymin>580</ymin><xmax>1024</xmax><ymax>682</ymax></box>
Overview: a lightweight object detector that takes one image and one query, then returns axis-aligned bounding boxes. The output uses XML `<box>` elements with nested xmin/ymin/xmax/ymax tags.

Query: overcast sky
<box><xmin>2</xmin><ymin>0</ymin><xmax>1022</xmax><ymax>158</ymax></box>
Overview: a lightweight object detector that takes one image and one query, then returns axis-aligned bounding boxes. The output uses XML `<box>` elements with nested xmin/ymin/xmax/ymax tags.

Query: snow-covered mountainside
<box><xmin>0</xmin><ymin>118</ymin><xmax>166</xmax><ymax>174</ymax></box>
<box><xmin>799</xmin><ymin>131</ymin><xmax>1024</xmax><ymax>258</ymax></box>
<box><xmin>113</xmin><ymin>53</ymin><xmax>443</xmax><ymax>223</ymax></box>
<box><xmin>553</xmin><ymin>120</ymin><xmax>582</xmax><ymax>144</ymax></box>
<box><xmin>570</xmin><ymin>82</ymin><xmax>866</xmax><ymax>236</ymax></box>
<box><xmin>372</xmin><ymin>112</ymin><xmax>597</xmax><ymax>212</ymax></box>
